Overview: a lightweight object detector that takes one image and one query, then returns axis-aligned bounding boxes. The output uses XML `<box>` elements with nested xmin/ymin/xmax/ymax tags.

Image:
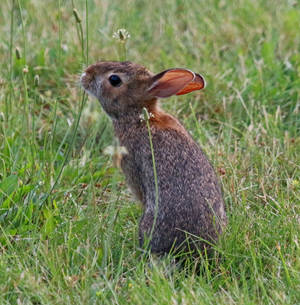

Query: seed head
<box><xmin>112</xmin><ymin>28</ymin><xmax>130</xmax><ymax>43</ymax></box>
<box><xmin>23</xmin><ymin>66</ymin><xmax>29</xmax><ymax>74</ymax></box>
<box><xmin>140</xmin><ymin>107</ymin><xmax>154</xmax><ymax>122</ymax></box>
<box><xmin>15</xmin><ymin>47</ymin><xmax>21</xmax><ymax>60</ymax></box>
<box><xmin>34</xmin><ymin>74</ymin><xmax>40</xmax><ymax>86</ymax></box>
<box><xmin>73</xmin><ymin>8</ymin><xmax>82</xmax><ymax>23</ymax></box>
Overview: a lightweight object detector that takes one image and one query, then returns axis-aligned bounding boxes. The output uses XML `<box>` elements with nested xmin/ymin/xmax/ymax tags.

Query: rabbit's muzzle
<box><xmin>80</xmin><ymin>72</ymin><xmax>93</xmax><ymax>90</ymax></box>
<box><xmin>80</xmin><ymin>72</ymin><xmax>100</xmax><ymax>99</ymax></box>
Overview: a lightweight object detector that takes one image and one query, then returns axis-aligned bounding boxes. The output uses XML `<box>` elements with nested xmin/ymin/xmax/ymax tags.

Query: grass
<box><xmin>0</xmin><ymin>0</ymin><xmax>299</xmax><ymax>304</ymax></box>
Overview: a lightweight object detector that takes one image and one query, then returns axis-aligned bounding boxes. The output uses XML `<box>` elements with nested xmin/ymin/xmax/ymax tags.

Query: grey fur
<box><xmin>81</xmin><ymin>61</ymin><xmax>227</xmax><ymax>254</ymax></box>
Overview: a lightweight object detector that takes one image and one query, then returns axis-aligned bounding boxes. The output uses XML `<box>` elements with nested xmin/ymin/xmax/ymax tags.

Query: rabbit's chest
<box><xmin>120</xmin><ymin>150</ymin><xmax>145</xmax><ymax>203</ymax></box>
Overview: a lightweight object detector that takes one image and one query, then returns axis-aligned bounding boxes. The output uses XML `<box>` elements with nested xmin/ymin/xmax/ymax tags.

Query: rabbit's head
<box><xmin>81</xmin><ymin>61</ymin><xmax>205</xmax><ymax>119</ymax></box>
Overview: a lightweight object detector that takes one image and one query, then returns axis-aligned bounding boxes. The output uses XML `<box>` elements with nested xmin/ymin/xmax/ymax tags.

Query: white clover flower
<box><xmin>112</xmin><ymin>28</ymin><xmax>130</xmax><ymax>43</ymax></box>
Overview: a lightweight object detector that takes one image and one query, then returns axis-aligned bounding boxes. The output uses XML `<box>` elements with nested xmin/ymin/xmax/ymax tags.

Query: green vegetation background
<box><xmin>0</xmin><ymin>0</ymin><xmax>299</xmax><ymax>304</ymax></box>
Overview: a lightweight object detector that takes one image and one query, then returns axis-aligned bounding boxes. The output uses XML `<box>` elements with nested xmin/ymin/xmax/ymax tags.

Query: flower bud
<box><xmin>73</xmin><ymin>8</ymin><xmax>81</xmax><ymax>23</ymax></box>
<box><xmin>15</xmin><ymin>47</ymin><xmax>21</xmax><ymax>60</ymax></box>
<box><xmin>34</xmin><ymin>74</ymin><xmax>39</xmax><ymax>86</ymax></box>
<box><xmin>23</xmin><ymin>66</ymin><xmax>29</xmax><ymax>74</ymax></box>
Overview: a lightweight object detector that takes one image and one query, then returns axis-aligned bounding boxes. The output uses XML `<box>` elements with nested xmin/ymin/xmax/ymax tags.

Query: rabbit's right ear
<box><xmin>147</xmin><ymin>69</ymin><xmax>196</xmax><ymax>98</ymax></box>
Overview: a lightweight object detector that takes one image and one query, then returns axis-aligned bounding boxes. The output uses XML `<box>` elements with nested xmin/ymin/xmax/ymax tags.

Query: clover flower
<box><xmin>112</xmin><ymin>28</ymin><xmax>130</xmax><ymax>43</ymax></box>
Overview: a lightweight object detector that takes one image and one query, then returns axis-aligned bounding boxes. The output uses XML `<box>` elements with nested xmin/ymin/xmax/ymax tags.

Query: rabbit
<box><xmin>81</xmin><ymin>61</ymin><xmax>227</xmax><ymax>255</ymax></box>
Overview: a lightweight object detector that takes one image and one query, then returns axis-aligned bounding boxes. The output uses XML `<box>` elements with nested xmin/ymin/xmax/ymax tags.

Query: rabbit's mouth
<box><xmin>80</xmin><ymin>72</ymin><xmax>86</xmax><ymax>82</ymax></box>
<box><xmin>80</xmin><ymin>72</ymin><xmax>98</xmax><ymax>98</ymax></box>
<box><xmin>80</xmin><ymin>72</ymin><xmax>90</xmax><ymax>90</ymax></box>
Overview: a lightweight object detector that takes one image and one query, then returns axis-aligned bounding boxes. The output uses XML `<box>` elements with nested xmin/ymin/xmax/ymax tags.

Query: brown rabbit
<box><xmin>81</xmin><ymin>61</ymin><xmax>227</xmax><ymax>254</ymax></box>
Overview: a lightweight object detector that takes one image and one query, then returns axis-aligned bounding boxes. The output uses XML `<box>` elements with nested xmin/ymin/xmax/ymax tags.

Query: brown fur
<box><xmin>148</xmin><ymin>104</ymin><xmax>189</xmax><ymax>136</ymax></box>
<box><xmin>81</xmin><ymin>61</ymin><xmax>227</xmax><ymax>255</ymax></box>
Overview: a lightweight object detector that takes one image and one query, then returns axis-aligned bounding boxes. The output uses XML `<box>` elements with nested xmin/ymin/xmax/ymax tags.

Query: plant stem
<box><xmin>142</xmin><ymin>107</ymin><xmax>159</xmax><ymax>253</ymax></box>
<box><xmin>85</xmin><ymin>0</ymin><xmax>89</xmax><ymax>65</ymax></box>
<box><xmin>16</xmin><ymin>0</ymin><xmax>29</xmax><ymax>134</ymax></box>
<box><xmin>8</xmin><ymin>0</ymin><xmax>15</xmax><ymax>121</ymax></box>
<box><xmin>16</xmin><ymin>0</ymin><xmax>26</xmax><ymax>63</ymax></box>
<box><xmin>58</xmin><ymin>0</ymin><xmax>62</xmax><ymax>65</ymax></box>
<box><xmin>39</xmin><ymin>93</ymin><xmax>86</xmax><ymax>208</ymax></box>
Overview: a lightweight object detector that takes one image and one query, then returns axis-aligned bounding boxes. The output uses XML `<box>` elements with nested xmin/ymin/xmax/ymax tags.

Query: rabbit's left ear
<box><xmin>147</xmin><ymin>68</ymin><xmax>205</xmax><ymax>98</ymax></box>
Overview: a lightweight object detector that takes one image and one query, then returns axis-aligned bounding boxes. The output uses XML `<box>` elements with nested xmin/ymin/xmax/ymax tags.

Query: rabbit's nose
<box><xmin>80</xmin><ymin>72</ymin><xmax>86</xmax><ymax>82</ymax></box>
<box><xmin>80</xmin><ymin>72</ymin><xmax>94</xmax><ymax>89</ymax></box>
<box><xmin>80</xmin><ymin>72</ymin><xmax>88</xmax><ymax>88</ymax></box>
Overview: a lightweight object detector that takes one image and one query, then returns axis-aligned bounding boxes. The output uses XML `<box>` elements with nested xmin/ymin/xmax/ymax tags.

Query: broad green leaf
<box><xmin>0</xmin><ymin>175</ymin><xmax>18</xmax><ymax>197</ymax></box>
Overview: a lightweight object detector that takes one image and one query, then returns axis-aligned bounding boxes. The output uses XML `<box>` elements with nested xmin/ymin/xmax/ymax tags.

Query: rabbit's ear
<box><xmin>147</xmin><ymin>68</ymin><xmax>197</xmax><ymax>98</ymax></box>
<box><xmin>175</xmin><ymin>73</ymin><xmax>205</xmax><ymax>95</ymax></box>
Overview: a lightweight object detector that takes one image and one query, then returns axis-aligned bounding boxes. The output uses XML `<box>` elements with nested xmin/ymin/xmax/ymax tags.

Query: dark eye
<box><xmin>109</xmin><ymin>74</ymin><xmax>122</xmax><ymax>87</ymax></box>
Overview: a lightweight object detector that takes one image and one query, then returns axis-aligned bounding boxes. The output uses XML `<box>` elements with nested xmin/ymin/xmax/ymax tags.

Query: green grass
<box><xmin>0</xmin><ymin>0</ymin><xmax>299</xmax><ymax>304</ymax></box>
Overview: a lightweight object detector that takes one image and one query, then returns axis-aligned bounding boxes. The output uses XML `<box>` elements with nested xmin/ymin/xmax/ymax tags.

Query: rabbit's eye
<box><xmin>109</xmin><ymin>75</ymin><xmax>122</xmax><ymax>87</ymax></box>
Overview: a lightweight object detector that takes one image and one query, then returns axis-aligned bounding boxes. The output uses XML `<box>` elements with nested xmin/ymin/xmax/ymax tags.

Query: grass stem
<box><xmin>8</xmin><ymin>0</ymin><xmax>15</xmax><ymax>121</ymax></box>
<box><xmin>142</xmin><ymin>107</ymin><xmax>159</xmax><ymax>253</ymax></box>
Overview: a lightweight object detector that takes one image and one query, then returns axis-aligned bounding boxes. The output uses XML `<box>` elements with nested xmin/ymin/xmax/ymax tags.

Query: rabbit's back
<box><xmin>117</xmin><ymin>120</ymin><xmax>226</xmax><ymax>254</ymax></box>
